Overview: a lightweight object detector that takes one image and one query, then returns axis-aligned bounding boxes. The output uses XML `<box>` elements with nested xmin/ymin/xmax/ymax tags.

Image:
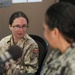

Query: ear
<box><xmin>52</xmin><ymin>28</ymin><xmax>60</xmax><ymax>38</ymax></box>
<box><xmin>9</xmin><ymin>25</ymin><xmax>12</xmax><ymax>30</ymax></box>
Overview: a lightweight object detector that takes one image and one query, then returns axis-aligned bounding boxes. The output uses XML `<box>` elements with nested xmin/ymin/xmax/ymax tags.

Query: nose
<box><xmin>19</xmin><ymin>27</ymin><xmax>23</xmax><ymax>31</ymax></box>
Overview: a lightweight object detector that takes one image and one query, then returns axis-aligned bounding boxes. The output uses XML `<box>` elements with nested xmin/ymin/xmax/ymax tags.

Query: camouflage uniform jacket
<box><xmin>40</xmin><ymin>43</ymin><xmax>75</xmax><ymax>75</ymax></box>
<box><xmin>0</xmin><ymin>34</ymin><xmax>39</xmax><ymax>75</ymax></box>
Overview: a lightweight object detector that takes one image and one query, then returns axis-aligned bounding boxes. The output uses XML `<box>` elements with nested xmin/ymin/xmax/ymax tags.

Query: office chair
<box><xmin>29</xmin><ymin>34</ymin><xmax>48</xmax><ymax>75</ymax></box>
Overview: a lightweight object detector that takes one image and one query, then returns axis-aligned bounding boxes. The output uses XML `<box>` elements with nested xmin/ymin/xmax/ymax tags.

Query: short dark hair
<box><xmin>45</xmin><ymin>2</ymin><xmax>75</xmax><ymax>43</ymax></box>
<box><xmin>60</xmin><ymin>0</ymin><xmax>75</xmax><ymax>5</ymax></box>
<box><xmin>9</xmin><ymin>11</ymin><xmax>29</xmax><ymax>25</ymax></box>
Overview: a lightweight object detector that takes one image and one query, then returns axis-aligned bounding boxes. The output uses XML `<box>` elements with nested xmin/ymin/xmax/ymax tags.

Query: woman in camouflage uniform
<box><xmin>41</xmin><ymin>2</ymin><xmax>75</xmax><ymax>75</ymax></box>
<box><xmin>0</xmin><ymin>11</ymin><xmax>39</xmax><ymax>75</ymax></box>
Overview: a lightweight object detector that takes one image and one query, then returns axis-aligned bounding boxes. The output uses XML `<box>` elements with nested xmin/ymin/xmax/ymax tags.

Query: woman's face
<box><xmin>43</xmin><ymin>23</ymin><xmax>59</xmax><ymax>48</ymax></box>
<box><xmin>9</xmin><ymin>17</ymin><xmax>28</xmax><ymax>39</ymax></box>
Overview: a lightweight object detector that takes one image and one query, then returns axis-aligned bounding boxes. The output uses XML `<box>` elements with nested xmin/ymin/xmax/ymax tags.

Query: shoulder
<box><xmin>0</xmin><ymin>35</ymin><xmax>12</xmax><ymax>45</ymax></box>
<box><xmin>24</xmin><ymin>34</ymin><xmax>38</xmax><ymax>46</ymax></box>
<box><xmin>66</xmin><ymin>48</ymin><xmax>75</xmax><ymax>71</ymax></box>
<box><xmin>1</xmin><ymin>35</ymin><xmax>12</xmax><ymax>42</ymax></box>
<box><xmin>67</xmin><ymin>50</ymin><xmax>75</xmax><ymax>65</ymax></box>
<box><xmin>0</xmin><ymin>35</ymin><xmax>12</xmax><ymax>52</ymax></box>
<box><xmin>64</xmin><ymin>55</ymin><xmax>75</xmax><ymax>75</ymax></box>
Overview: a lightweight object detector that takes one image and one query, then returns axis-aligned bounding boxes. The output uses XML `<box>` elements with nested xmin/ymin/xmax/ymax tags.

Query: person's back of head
<box><xmin>60</xmin><ymin>0</ymin><xmax>75</xmax><ymax>5</ymax></box>
<box><xmin>45</xmin><ymin>2</ymin><xmax>75</xmax><ymax>43</ymax></box>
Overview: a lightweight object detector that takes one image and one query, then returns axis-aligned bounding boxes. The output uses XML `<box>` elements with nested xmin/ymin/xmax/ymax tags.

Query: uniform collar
<box><xmin>7</xmin><ymin>34</ymin><xmax>29</xmax><ymax>44</ymax></box>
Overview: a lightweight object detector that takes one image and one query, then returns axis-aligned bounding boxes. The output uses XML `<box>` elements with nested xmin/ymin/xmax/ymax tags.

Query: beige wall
<box><xmin>0</xmin><ymin>0</ymin><xmax>57</xmax><ymax>39</ymax></box>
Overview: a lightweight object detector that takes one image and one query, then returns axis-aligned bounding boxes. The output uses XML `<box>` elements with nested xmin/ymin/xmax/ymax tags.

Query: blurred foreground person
<box><xmin>41</xmin><ymin>2</ymin><xmax>75</xmax><ymax>75</ymax></box>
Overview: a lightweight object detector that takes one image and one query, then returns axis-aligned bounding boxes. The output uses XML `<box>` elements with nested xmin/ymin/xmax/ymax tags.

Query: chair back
<box><xmin>29</xmin><ymin>34</ymin><xmax>48</xmax><ymax>75</ymax></box>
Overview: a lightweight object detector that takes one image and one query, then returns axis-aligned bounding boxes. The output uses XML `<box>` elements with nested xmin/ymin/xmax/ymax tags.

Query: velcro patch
<box><xmin>33</xmin><ymin>49</ymin><xmax>39</xmax><ymax>53</ymax></box>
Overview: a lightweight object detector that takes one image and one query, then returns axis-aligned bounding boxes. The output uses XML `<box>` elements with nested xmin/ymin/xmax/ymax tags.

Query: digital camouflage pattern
<box><xmin>40</xmin><ymin>43</ymin><xmax>75</xmax><ymax>75</ymax></box>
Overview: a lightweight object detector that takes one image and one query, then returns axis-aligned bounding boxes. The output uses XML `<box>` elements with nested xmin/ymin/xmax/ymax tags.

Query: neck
<box><xmin>12</xmin><ymin>36</ymin><xmax>20</xmax><ymax>44</ymax></box>
<box><xmin>58</xmin><ymin>38</ymin><xmax>71</xmax><ymax>53</ymax></box>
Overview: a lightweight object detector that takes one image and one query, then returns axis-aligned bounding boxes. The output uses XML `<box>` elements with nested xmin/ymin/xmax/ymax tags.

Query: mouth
<box><xmin>18</xmin><ymin>33</ymin><xmax>23</xmax><ymax>35</ymax></box>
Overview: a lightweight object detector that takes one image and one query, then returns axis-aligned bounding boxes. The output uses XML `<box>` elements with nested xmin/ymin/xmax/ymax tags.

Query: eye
<box><xmin>22</xmin><ymin>25</ymin><xmax>28</xmax><ymax>28</ymax></box>
<box><xmin>15</xmin><ymin>25</ymin><xmax>20</xmax><ymax>27</ymax></box>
